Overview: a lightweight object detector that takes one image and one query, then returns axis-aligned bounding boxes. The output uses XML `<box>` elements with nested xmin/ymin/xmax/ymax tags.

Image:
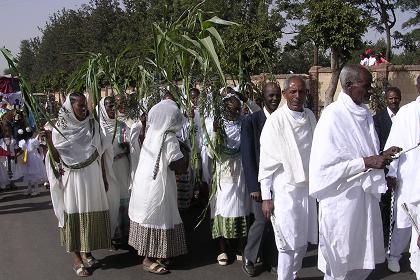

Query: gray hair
<box><xmin>283</xmin><ymin>75</ymin><xmax>305</xmax><ymax>91</ymax></box>
<box><xmin>339</xmin><ymin>65</ymin><xmax>365</xmax><ymax>89</ymax></box>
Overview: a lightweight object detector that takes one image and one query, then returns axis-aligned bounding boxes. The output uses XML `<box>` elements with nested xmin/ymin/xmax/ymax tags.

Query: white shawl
<box><xmin>97</xmin><ymin>97</ymin><xmax>120</xmax><ymax>233</ymax></box>
<box><xmin>309</xmin><ymin>92</ymin><xmax>386</xmax><ymax>199</ymax></box>
<box><xmin>385</xmin><ymin>96</ymin><xmax>420</xmax><ymax>205</ymax></box>
<box><xmin>52</xmin><ymin>96</ymin><xmax>101</xmax><ymax>166</ymax></box>
<box><xmin>129</xmin><ymin>99</ymin><xmax>183</xmax><ymax>224</ymax></box>
<box><xmin>258</xmin><ymin>104</ymin><xmax>316</xmax><ymax>184</ymax></box>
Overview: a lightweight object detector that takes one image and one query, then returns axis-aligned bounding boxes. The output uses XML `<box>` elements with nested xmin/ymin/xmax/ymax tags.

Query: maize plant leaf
<box><xmin>181</xmin><ymin>34</ymin><xmax>200</xmax><ymax>48</ymax></box>
<box><xmin>204</xmin><ymin>16</ymin><xmax>240</xmax><ymax>26</ymax></box>
<box><xmin>199</xmin><ymin>36</ymin><xmax>225</xmax><ymax>84</ymax></box>
<box><xmin>204</xmin><ymin>26</ymin><xmax>225</xmax><ymax>49</ymax></box>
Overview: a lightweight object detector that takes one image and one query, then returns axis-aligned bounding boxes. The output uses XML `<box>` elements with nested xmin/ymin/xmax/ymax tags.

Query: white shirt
<box><xmin>387</xmin><ymin>107</ymin><xmax>396</xmax><ymax>122</ymax></box>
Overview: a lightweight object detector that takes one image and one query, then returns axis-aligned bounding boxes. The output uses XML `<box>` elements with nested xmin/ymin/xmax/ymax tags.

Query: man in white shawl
<box><xmin>259</xmin><ymin>76</ymin><xmax>318</xmax><ymax>280</ymax></box>
<box><xmin>45</xmin><ymin>92</ymin><xmax>111</xmax><ymax>277</ymax></box>
<box><xmin>128</xmin><ymin>98</ymin><xmax>189</xmax><ymax>275</ymax></box>
<box><xmin>385</xmin><ymin>75</ymin><xmax>420</xmax><ymax>276</ymax></box>
<box><xmin>98</xmin><ymin>96</ymin><xmax>131</xmax><ymax>245</ymax></box>
<box><xmin>309</xmin><ymin>65</ymin><xmax>401</xmax><ymax>280</ymax></box>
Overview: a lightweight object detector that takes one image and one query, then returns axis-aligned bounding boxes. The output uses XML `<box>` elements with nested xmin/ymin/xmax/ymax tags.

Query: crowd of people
<box><xmin>359</xmin><ymin>48</ymin><xmax>389</xmax><ymax>67</ymax></box>
<box><xmin>1</xmin><ymin>65</ymin><xmax>420</xmax><ymax>280</ymax></box>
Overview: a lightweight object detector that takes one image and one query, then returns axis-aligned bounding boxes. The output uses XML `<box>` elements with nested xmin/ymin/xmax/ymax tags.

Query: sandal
<box><xmin>83</xmin><ymin>256</ymin><xmax>100</xmax><ymax>268</ymax></box>
<box><xmin>217</xmin><ymin>253</ymin><xmax>228</xmax><ymax>266</ymax></box>
<box><xmin>143</xmin><ymin>262</ymin><xmax>169</xmax><ymax>275</ymax></box>
<box><xmin>73</xmin><ymin>263</ymin><xmax>90</xmax><ymax>277</ymax></box>
<box><xmin>156</xmin><ymin>259</ymin><xmax>170</xmax><ymax>268</ymax></box>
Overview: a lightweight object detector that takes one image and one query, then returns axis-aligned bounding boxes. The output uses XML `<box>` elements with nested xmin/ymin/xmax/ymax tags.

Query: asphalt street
<box><xmin>0</xmin><ymin>186</ymin><xmax>417</xmax><ymax>280</ymax></box>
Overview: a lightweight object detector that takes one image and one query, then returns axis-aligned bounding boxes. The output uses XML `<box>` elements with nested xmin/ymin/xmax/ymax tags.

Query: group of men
<box><xmin>240</xmin><ymin>64</ymin><xmax>420</xmax><ymax>280</ymax></box>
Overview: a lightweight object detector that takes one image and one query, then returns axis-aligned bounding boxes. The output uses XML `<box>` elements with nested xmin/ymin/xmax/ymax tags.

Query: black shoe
<box><xmin>242</xmin><ymin>258</ymin><xmax>255</xmax><ymax>277</ymax></box>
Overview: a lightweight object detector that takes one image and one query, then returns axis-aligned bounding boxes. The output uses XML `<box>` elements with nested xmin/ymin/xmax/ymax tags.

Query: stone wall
<box><xmin>309</xmin><ymin>65</ymin><xmax>420</xmax><ymax>116</ymax></box>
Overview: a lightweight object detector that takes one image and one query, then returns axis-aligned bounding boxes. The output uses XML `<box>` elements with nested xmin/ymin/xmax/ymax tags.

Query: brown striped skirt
<box><xmin>128</xmin><ymin>220</ymin><xmax>187</xmax><ymax>258</ymax></box>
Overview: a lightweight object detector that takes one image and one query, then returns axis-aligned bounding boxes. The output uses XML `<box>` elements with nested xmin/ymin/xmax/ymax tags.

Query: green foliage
<box><xmin>302</xmin><ymin>0</ymin><xmax>368</xmax><ymax>61</ymax></box>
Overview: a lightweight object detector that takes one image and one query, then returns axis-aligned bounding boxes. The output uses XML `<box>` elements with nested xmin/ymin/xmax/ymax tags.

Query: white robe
<box><xmin>259</xmin><ymin>105</ymin><xmax>318</xmax><ymax>250</ymax></box>
<box><xmin>409</xmin><ymin>203</ymin><xmax>420</xmax><ymax>277</ymax></box>
<box><xmin>385</xmin><ymin>96</ymin><xmax>420</xmax><ymax>228</ymax></box>
<box><xmin>309</xmin><ymin>92</ymin><xmax>386</xmax><ymax>279</ymax></box>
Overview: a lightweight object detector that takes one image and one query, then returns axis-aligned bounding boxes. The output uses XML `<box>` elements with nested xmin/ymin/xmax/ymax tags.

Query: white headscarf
<box><xmin>52</xmin><ymin>95</ymin><xmax>100</xmax><ymax>166</ymax></box>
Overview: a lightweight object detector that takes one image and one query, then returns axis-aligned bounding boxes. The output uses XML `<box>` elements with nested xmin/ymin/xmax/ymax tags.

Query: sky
<box><xmin>0</xmin><ymin>0</ymin><xmax>416</xmax><ymax>73</ymax></box>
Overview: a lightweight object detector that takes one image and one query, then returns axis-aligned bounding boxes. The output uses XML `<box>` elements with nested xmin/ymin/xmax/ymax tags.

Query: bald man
<box><xmin>309</xmin><ymin>65</ymin><xmax>401</xmax><ymax>280</ymax></box>
<box><xmin>259</xmin><ymin>76</ymin><xmax>318</xmax><ymax>280</ymax></box>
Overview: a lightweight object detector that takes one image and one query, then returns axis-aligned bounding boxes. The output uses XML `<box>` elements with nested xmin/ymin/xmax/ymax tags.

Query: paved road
<box><xmin>0</xmin><ymin>186</ymin><xmax>417</xmax><ymax>280</ymax></box>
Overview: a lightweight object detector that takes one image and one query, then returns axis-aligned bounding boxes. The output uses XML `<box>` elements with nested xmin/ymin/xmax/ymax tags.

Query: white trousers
<box><xmin>277</xmin><ymin>245</ymin><xmax>307</xmax><ymax>280</ymax></box>
<box><xmin>323</xmin><ymin>269</ymin><xmax>372</xmax><ymax>280</ymax></box>
<box><xmin>389</xmin><ymin>227</ymin><xmax>412</xmax><ymax>261</ymax></box>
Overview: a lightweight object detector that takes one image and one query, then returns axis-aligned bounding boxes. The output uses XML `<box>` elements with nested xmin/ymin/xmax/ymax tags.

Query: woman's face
<box><xmin>104</xmin><ymin>98</ymin><xmax>116</xmax><ymax>119</ymax></box>
<box><xmin>224</xmin><ymin>97</ymin><xmax>241</xmax><ymax>121</ymax></box>
<box><xmin>71</xmin><ymin>96</ymin><xmax>88</xmax><ymax>121</ymax></box>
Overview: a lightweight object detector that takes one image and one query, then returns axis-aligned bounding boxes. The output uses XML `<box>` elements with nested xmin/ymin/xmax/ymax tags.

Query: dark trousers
<box><xmin>244</xmin><ymin>200</ymin><xmax>277</xmax><ymax>267</ymax></box>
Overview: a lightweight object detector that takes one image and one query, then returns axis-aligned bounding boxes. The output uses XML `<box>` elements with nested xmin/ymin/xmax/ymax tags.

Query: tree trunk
<box><xmin>324</xmin><ymin>47</ymin><xmax>341</xmax><ymax>107</ymax></box>
<box><xmin>385</xmin><ymin>23</ymin><xmax>392</xmax><ymax>61</ymax></box>
<box><xmin>313</xmin><ymin>44</ymin><xmax>319</xmax><ymax>66</ymax></box>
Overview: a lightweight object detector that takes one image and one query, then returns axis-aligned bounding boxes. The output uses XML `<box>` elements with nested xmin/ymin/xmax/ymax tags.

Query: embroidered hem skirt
<box><xmin>60</xmin><ymin>210</ymin><xmax>111</xmax><ymax>252</ymax></box>
<box><xmin>128</xmin><ymin>220</ymin><xmax>187</xmax><ymax>258</ymax></box>
<box><xmin>211</xmin><ymin>215</ymin><xmax>249</xmax><ymax>239</ymax></box>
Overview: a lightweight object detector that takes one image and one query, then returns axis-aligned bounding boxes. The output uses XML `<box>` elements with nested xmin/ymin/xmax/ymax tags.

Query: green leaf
<box><xmin>204</xmin><ymin>16</ymin><xmax>239</xmax><ymax>26</ymax></box>
<box><xmin>205</xmin><ymin>27</ymin><xmax>225</xmax><ymax>49</ymax></box>
<box><xmin>199</xmin><ymin>36</ymin><xmax>225</xmax><ymax>84</ymax></box>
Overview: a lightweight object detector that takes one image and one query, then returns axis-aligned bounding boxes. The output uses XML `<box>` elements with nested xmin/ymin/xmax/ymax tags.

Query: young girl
<box><xmin>0</xmin><ymin>123</ymin><xmax>22</xmax><ymax>188</ymax></box>
<box><xmin>208</xmin><ymin>94</ymin><xmax>251</xmax><ymax>265</ymax></box>
<box><xmin>19</xmin><ymin>127</ymin><xmax>47</xmax><ymax>196</ymax></box>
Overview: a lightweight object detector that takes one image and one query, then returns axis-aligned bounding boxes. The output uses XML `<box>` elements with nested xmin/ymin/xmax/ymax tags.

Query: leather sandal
<box><xmin>143</xmin><ymin>262</ymin><xmax>169</xmax><ymax>275</ymax></box>
<box><xmin>83</xmin><ymin>256</ymin><xmax>100</xmax><ymax>268</ymax></box>
<box><xmin>73</xmin><ymin>263</ymin><xmax>90</xmax><ymax>277</ymax></box>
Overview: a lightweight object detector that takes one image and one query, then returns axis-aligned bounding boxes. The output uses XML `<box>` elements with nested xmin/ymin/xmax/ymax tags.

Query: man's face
<box><xmin>104</xmin><ymin>98</ymin><xmax>116</xmax><ymax>119</ymax></box>
<box><xmin>348</xmin><ymin>70</ymin><xmax>373</xmax><ymax>105</ymax></box>
<box><xmin>385</xmin><ymin>91</ymin><xmax>401</xmax><ymax>112</ymax></box>
<box><xmin>72</xmin><ymin>96</ymin><xmax>88</xmax><ymax>121</ymax></box>
<box><xmin>263</xmin><ymin>86</ymin><xmax>281</xmax><ymax>113</ymax></box>
<box><xmin>283</xmin><ymin>79</ymin><xmax>307</xmax><ymax>112</ymax></box>
<box><xmin>417</xmin><ymin>79</ymin><xmax>420</xmax><ymax>95</ymax></box>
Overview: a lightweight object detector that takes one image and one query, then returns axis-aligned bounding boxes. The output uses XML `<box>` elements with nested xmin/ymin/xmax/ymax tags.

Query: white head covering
<box><xmin>52</xmin><ymin>95</ymin><xmax>100</xmax><ymax>166</ymax></box>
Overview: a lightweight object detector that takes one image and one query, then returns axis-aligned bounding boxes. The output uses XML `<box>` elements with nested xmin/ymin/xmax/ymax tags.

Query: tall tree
<box><xmin>363</xmin><ymin>0</ymin><xmax>397</xmax><ymax>61</ymax></box>
<box><xmin>278</xmin><ymin>0</ymin><xmax>368</xmax><ymax>106</ymax></box>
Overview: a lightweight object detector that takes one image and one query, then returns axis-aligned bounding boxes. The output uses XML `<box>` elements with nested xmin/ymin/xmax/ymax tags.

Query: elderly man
<box><xmin>309</xmin><ymin>65</ymin><xmax>400</xmax><ymax>280</ymax></box>
<box><xmin>259</xmin><ymin>76</ymin><xmax>318</xmax><ymax>280</ymax></box>
<box><xmin>385</xmin><ymin>75</ymin><xmax>420</xmax><ymax>274</ymax></box>
<box><xmin>241</xmin><ymin>82</ymin><xmax>281</xmax><ymax>276</ymax></box>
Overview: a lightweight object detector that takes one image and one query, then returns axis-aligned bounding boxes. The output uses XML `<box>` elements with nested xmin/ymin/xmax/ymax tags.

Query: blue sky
<box><xmin>0</xmin><ymin>0</ymin><xmax>415</xmax><ymax>73</ymax></box>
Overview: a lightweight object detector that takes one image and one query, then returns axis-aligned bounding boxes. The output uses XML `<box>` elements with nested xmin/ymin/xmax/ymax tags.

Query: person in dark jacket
<box><xmin>241</xmin><ymin>82</ymin><xmax>281</xmax><ymax>276</ymax></box>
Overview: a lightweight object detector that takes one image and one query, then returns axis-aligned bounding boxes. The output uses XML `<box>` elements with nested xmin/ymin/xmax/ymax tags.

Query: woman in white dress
<box><xmin>128</xmin><ymin>98</ymin><xmax>189</xmax><ymax>275</ymax></box>
<box><xmin>45</xmin><ymin>92</ymin><xmax>111</xmax><ymax>277</ymax></box>
<box><xmin>98</xmin><ymin>96</ymin><xmax>131</xmax><ymax>244</ymax></box>
<box><xmin>208</xmin><ymin>94</ymin><xmax>251</xmax><ymax>265</ymax></box>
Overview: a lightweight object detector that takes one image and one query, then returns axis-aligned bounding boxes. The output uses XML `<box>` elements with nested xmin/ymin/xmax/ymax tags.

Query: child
<box><xmin>19</xmin><ymin>127</ymin><xmax>47</xmax><ymax>196</ymax></box>
<box><xmin>0</xmin><ymin>123</ymin><xmax>22</xmax><ymax>188</ymax></box>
